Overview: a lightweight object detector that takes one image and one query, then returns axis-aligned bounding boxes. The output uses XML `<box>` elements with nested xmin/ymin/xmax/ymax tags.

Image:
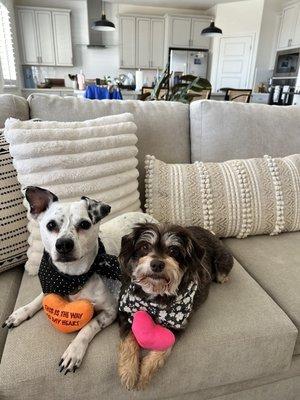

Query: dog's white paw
<box><xmin>3</xmin><ymin>306</ymin><xmax>31</xmax><ymax>329</ymax></box>
<box><xmin>59</xmin><ymin>340</ymin><xmax>88</xmax><ymax>375</ymax></box>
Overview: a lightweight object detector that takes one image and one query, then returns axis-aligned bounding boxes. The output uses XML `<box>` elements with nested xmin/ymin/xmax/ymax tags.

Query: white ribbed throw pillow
<box><xmin>5</xmin><ymin>113</ymin><xmax>141</xmax><ymax>274</ymax></box>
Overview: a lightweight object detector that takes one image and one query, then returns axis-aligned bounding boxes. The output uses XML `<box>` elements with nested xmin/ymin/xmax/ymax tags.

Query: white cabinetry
<box><xmin>168</xmin><ymin>15</ymin><xmax>211</xmax><ymax>49</ymax></box>
<box><xmin>16</xmin><ymin>6</ymin><xmax>73</xmax><ymax>66</ymax></box>
<box><xmin>119</xmin><ymin>16</ymin><xmax>136</xmax><ymax>68</ymax></box>
<box><xmin>119</xmin><ymin>15</ymin><xmax>165</xmax><ymax>69</ymax></box>
<box><xmin>151</xmin><ymin>19</ymin><xmax>165</xmax><ymax>68</ymax></box>
<box><xmin>169</xmin><ymin>17</ymin><xmax>191</xmax><ymax>47</ymax></box>
<box><xmin>52</xmin><ymin>12</ymin><xmax>73</xmax><ymax>66</ymax></box>
<box><xmin>35</xmin><ymin>10</ymin><xmax>55</xmax><ymax>65</ymax></box>
<box><xmin>278</xmin><ymin>3</ymin><xmax>300</xmax><ymax>49</ymax></box>
<box><xmin>17</xmin><ymin>8</ymin><xmax>39</xmax><ymax>65</ymax></box>
<box><xmin>136</xmin><ymin>17</ymin><xmax>151</xmax><ymax>68</ymax></box>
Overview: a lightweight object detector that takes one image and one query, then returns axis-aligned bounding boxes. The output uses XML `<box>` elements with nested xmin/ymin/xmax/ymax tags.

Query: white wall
<box><xmin>209</xmin><ymin>0</ymin><xmax>265</xmax><ymax>91</ymax></box>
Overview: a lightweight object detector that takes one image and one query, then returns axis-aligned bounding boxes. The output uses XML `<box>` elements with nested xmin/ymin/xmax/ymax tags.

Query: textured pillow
<box><xmin>145</xmin><ymin>154</ymin><xmax>300</xmax><ymax>238</ymax></box>
<box><xmin>0</xmin><ymin>131</ymin><xmax>28</xmax><ymax>272</ymax></box>
<box><xmin>5</xmin><ymin>113</ymin><xmax>141</xmax><ymax>274</ymax></box>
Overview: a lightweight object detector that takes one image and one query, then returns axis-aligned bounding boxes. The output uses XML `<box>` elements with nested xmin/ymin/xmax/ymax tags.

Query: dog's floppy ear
<box><xmin>25</xmin><ymin>186</ymin><xmax>58</xmax><ymax>219</ymax></box>
<box><xmin>118</xmin><ymin>231</ymin><xmax>136</xmax><ymax>274</ymax></box>
<box><xmin>81</xmin><ymin>196</ymin><xmax>111</xmax><ymax>224</ymax></box>
<box><xmin>182</xmin><ymin>233</ymin><xmax>207</xmax><ymax>284</ymax></box>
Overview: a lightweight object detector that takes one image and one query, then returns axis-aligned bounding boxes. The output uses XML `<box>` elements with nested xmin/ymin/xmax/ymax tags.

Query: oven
<box><xmin>274</xmin><ymin>48</ymin><xmax>300</xmax><ymax>78</ymax></box>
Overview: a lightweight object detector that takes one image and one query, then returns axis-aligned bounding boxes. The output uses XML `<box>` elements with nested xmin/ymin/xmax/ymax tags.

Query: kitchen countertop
<box><xmin>22</xmin><ymin>87</ymin><xmax>74</xmax><ymax>92</ymax></box>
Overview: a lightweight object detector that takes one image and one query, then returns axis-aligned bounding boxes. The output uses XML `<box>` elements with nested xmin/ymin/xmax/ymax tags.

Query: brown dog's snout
<box><xmin>56</xmin><ymin>237</ymin><xmax>74</xmax><ymax>254</ymax></box>
<box><xmin>150</xmin><ymin>259</ymin><xmax>165</xmax><ymax>273</ymax></box>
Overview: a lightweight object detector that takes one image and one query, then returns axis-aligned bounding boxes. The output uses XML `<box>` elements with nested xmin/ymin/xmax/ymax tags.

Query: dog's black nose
<box><xmin>56</xmin><ymin>238</ymin><xmax>74</xmax><ymax>254</ymax></box>
<box><xmin>150</xmin><ymin>259</ymin><xmax>165</xmax><ymax>273</ymax></box>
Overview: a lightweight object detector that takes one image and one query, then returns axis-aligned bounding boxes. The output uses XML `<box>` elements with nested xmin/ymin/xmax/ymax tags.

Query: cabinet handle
<box><xmin>190</xmin><ymin>39</ymin><xmax>193</xmax><ymax>47</ymax></box>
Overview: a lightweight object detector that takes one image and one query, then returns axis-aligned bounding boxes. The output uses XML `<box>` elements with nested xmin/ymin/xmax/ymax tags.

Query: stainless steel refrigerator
<box><xmin>169</xmin><ymin>48</ymin><xmax>208</xmax><ymax>86</ymax></box>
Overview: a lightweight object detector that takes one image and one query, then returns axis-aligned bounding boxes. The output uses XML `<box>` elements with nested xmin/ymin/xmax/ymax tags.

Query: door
<box><xmin>52</xmin><ymin>12</ymin><xmax>73</xmax><ymax>66</ymax></box>
<box><xmin>278</xmin><ymin>5</ymin><xmax>298</xmax><ymax>49</ymax></box>
<box><xmin>17</xmin><ymin>8</ymin><xmax>39</xmax><ymax>64</ymax></box>
<box><xmin>35</xmin><ymin>10</ymin><xmax>55</xmax><ymax>65</ymax></box>
<box><xmin>119</xmin><ymin>16</ymin><xmax>135</xmax><ymax>68</ymax></box>
<box><xmin>191</xmin><ymin>19</ymin><xmax>210</xmax><ymax>49</ymax></box>
<box><xmin>151</xmin><ymin>19</ymin><xmax>164</xmax><ymax>68</ymax></box>
<box><xmin>136</xmin><ymin>18</ymin><xmax>151</xmax><ymax>68</ymax></box>
<box><xmin>215</xmin><ymin>35</ymin><xmax>253</xmax><ymax>91</ymax></box>
<box><xmin>292</xmin><ymin>5</ymin><xmax>300</xmax><ymax>47</ymax></box>
<box><xmin>170</xmin><ymin>17</ymin><xmax>191</xmax><ymax>47</ymax></box>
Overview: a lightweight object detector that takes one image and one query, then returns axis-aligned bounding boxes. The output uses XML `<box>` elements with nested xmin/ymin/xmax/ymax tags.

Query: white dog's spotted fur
<box><xmin>4</xmin><ymin>189</ymin><xmax>118</xmax><ymax>374</ymax></box>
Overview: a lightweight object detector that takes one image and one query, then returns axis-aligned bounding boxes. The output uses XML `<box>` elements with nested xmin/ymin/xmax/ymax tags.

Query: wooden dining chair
<box><xmin>187</xmin><ymin>88</ymin><xmax>211</xmax><ymax>102</ymax></box>
<box><xmin>223</xmin><ymin>88</ymin><xmax>252</xmax><ymax>103</ymax></box>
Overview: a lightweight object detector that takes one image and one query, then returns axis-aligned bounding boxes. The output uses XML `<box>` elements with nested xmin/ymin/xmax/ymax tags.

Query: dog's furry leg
<box><xmin>3</xmin><ymin>293</ymin><xmax>44</xmax><ymax>329</ymax></box>
<box><xmin>118</xmin><ymin>332</ymin><xmax>140</xmax><ymax>390</ymax></box>
<box><xmin>215</xmin><ymin>248</ymin><xmax>234</xmax><ymax>284</ymax></box>
<box><xmin>59</xmin><ymin>307</ymin><xmax>116</xmax><ymax>374</ymax></box>
<box><xmin>137</xmin><ymin>348</ymin><xmax>172</xmax><ymax>390</ymax></box>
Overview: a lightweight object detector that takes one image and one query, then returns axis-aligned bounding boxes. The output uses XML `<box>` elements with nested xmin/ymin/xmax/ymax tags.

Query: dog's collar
<box><xmin>119</xmin><ymin>281</ymin><xmax>198</xmax><ymax>330</ymax></box>
<box><xmin>38</xmin><ymin>239</ymin><xmax>120</xmax><ymax>295</ymax></box>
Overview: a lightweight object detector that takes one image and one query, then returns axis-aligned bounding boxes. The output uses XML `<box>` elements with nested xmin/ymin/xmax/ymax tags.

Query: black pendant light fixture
<box><xmin>201</xmin><ymin>20</ymin><xmax>222</xmax><ymax>37</ymax></box>
<box><xmin>92</xmin><ymin>1</ymin><xmax>115</xmax><ymax>32</ymax></box>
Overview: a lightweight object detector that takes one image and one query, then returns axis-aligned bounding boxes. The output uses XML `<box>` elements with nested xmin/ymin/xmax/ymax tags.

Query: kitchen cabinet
<box><xmin>151</xmin><ymin>19</ymin><xmax>165</xmax><ymax>68</ymax></box>
<box><xmin>52</xmin><ymin>11</ymin><xmax>73</xmax><ymax>66</ymax></box>
<box><xmin>17</xmin><ymin>8</ymin><xmax>39</xmax><ymax>65</ymax></box>
<box><xmin>190</xmin><ymin>18</ymin><xmax>211</xmax><ymax>48</ymax></box>
<box><xmin>136</xmin><ymin>18</ymin><xmax>151</xmax><ymax>68</ymax></box>
<box><xmin>119</xmin><ymin>16</ymin><xmax>136</xmax><ymax>68</ymax></box>
<box><xmin>168</xmin><ymin>15</ymin><xmax>211</xmax><ymax>49</ymax></box>
<box><xmin>277</xmin><ymin>3</ymin><xmax>300</xmax><ymax>49</ymax></box>
<box><xmin>120</xmin><ymin>15</ymin><xmax>165</xmax><ymax>69</ymax></box>
<box><xmin>16</xmin><ymin>6</ymin><xmax>73</xmax><ymax>66</ymax></box>
<box><xmin>35</xmin><ymin>10</ymin><xmax>55</xmax><ymax>65</ymax></box>
<box><xmin>169</xmin><ymin>17</ymin><xmax>191</xmax><ymax>47</ymax></box>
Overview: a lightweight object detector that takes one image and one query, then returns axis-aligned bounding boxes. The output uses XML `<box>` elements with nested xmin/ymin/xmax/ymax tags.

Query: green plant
<box><xmin>169</xmin><ymin>77</ymin><xmax>212</xmax><ymax>103</ymax></box>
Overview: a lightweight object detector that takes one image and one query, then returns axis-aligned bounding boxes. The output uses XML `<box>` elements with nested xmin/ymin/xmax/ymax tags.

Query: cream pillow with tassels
<box><xmin>145</xmin><ymin>154</ymin><xmax>300</xmax><ymax>238</ymax></box>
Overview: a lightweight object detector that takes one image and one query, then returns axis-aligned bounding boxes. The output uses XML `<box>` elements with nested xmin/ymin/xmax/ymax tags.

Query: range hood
<box><xmin>87</xmin><ymin>0</ymin><xmax>108</xmax><ymax>47</ymax></box>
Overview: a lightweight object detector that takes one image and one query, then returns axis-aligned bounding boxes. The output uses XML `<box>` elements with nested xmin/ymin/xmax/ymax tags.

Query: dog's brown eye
<box><xmin>141</xmin><ymin>243</ymin><xmax>151</xmax><ymax>251</ymax></box>
<box><xmin>169</xmin><ymin>246</ymin><xmax>179</xmax><ymax>257</ymax></box>
<box><xmin>78</xmin><ymin>220</ymin><xmax>91</xmax><ymax>230</ymax></box>
<box><xmin>46</xmin><ymin>220</ymin><xmax>57</xmax><ymax>232</ymax></box>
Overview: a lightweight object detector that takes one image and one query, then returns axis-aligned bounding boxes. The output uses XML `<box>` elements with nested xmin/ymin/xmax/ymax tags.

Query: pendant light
<box><xmin>92</xmin><ymin>1</ymin><xmax>115</xmax><ymax>32</ymax></box>
<box><xmin>201</xmin><ymin>20</ymin><xmax>222</xmax><ymax>37</ymax></box>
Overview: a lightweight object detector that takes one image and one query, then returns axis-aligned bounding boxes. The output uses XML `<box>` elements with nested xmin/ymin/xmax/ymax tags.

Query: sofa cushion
<box><xmin>28</xmin><ymin>94</ymin><xmax>191</xmax><ymax>206</ymax></box>
<box><xmin>0</xmin><ymin>95</ymin><xmax>29</xmax><ymax>129</ymax></box>
<box><xmin>224</xmin><ymin>232</ymin><xmax>300</xmax><ymax>355</ymax></box>
<box><xmin>0</xmin><ymin>260</ymin><xmax>296</xmax><ymax>400</ymax></box>
<box><xmin>190</xmin><ymin>100</ymin><xmax>300</xmax><ymax>163</ymax></box>
<box><xmin>0</xmin><ymin>266</ymin><xmax>23</xmax><ymax>359</ymax></box>
<box><xmin>144</xmin><ymin>154</ymin><xmax>300</xmax><ymax>238</ymax></box>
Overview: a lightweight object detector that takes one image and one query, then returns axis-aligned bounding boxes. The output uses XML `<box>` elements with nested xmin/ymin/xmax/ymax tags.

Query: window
<box><xmin>0</xmin><ymin>1</ymin><xmax>17</xmax><ymax>87</ymax></box>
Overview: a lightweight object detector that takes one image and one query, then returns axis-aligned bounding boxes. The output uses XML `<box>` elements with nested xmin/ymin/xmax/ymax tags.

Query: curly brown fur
<box><xmin>117</xmin><ymin>223</ymin><xmax>234</xmax><ymax>389</ymax></box>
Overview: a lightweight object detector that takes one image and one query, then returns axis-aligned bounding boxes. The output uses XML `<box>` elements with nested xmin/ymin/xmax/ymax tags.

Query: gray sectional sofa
<box><xmin>0</xmin><ymin>94</ymin><xmax>299</xmax><ymax>400</ymax></box>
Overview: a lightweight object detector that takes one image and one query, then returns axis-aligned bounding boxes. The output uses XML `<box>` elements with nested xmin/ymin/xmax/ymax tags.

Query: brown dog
<box><xmin>117</xmin><ymin>223</ymin><xmax>233</xmax><ymax>389</ymax></box>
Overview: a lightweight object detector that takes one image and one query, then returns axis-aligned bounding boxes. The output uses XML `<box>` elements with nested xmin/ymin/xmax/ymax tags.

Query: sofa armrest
<box><xmin>0</xmin><ymin>94</ymin><xmax>29</xmax><ymax>129</ymax></box>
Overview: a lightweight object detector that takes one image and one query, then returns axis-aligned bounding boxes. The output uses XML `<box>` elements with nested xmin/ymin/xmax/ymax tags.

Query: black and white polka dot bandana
<box><xmin>38</xmin><ymin>240</ymin><xmax>120</xmax><ymax>295</ymax></box>
<box><xmin>119</xmin><ymin>281</ymin><xmax>198</xmax><ymax>330</ymax></box>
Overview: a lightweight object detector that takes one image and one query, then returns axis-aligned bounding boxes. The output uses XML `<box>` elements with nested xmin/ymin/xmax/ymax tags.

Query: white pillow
<box><xmin>5</xmin><ymin>113</ymin><xmax>141</xmax><ymax>274</ymax></box>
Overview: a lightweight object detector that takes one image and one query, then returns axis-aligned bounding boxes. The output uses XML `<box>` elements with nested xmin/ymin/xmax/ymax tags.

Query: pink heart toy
<box><xmin>132</xmin><ymin>310</ymin><xmax>175</xmax><ymax>351</ymax></box>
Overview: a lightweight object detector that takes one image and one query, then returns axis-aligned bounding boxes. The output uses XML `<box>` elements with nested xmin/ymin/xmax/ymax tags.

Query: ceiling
<box><xmin>106</xmin><ymin>0</ymin><xmax>244</xmax><ymax>11</ymax></box>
